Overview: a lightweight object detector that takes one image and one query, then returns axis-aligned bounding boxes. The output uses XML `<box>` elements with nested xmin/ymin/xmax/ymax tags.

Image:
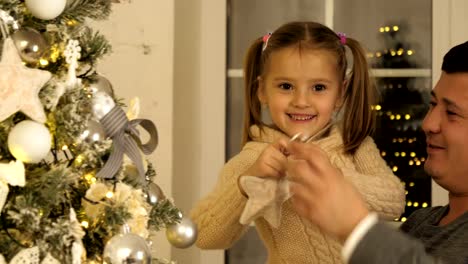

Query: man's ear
<box><xmin>257</xmin><ymin>76</ymin><xmax>267</xmax><ymax>104</ymax></box>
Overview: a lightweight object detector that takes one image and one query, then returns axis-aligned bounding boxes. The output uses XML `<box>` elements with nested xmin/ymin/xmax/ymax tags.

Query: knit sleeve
<box><xmin>189</xmin><ymin>142</ymin><xmax>264</xmax><ymax>249</ymax></box>
<box><xmin>344</xmin><ymin>137</ymin><xmax>406</xmax><ymax>220</ymax></box>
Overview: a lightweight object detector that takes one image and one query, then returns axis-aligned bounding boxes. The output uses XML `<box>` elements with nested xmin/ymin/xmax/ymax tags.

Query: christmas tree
<box><xmin>0</xmin><ymin>0</ymin><xmax>196</xmax><ymax>263</ymax></box>
<box><xmin>370</xmin><ymin>23</ymin><xmax>432</xmax><ymax>221</ymax></box>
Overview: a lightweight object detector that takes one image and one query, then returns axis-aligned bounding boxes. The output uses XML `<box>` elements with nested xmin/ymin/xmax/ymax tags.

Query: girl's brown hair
<box><xmin>242</xmin><ymin>21</ymin><xmax>376</xmax><ymax>154</ymax></box>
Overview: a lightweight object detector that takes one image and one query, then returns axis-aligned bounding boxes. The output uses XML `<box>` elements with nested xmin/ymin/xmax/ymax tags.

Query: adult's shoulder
<box><xmin>400</xmin><ymin>206</ymin><xmax>447</xmax><ymax>232</ymax></box>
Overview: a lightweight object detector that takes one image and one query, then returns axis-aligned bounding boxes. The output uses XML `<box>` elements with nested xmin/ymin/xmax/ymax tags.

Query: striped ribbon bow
<box><xmin>96</xmin><ymin>106</ymin><xmax>158</xmax><ymax>183</ymax></box>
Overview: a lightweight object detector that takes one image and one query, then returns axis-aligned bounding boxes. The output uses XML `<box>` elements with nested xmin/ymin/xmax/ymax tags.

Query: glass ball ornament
<box><xmin>86</xmin><ymin>74</ymin><xmax>115</xmax><ymax>97</ymax></box>
<box><xmin>103</xmin><ymin>227</ymin><xmax>152</xmax><ymax>264</ymax></box>
<box><xmin>166</xmin><ymin>215</ymin><xmax>198</xmax><ymax>248</ymax></box>
<box><xmin>144</xmin><ymin>182</ymin><xmax>165</xmax><ymax>205</ymax></box>
<box><xmin>25</xmin><ymin>0</ymin><xmax>67</xmax><ymax>20</ymax></box>
<box><xmin>92</xmin><ymin>91</ymin><xmax>116</xmax><ymax>120</ymax></box>
<box><xmin>80</xmin><ymin>119</ymin><xmax>106</xmax><ymax>143</ymax></box>
<box><xmin>7</xmin><ymin>120</ymin><xmax>51</xmax><ymax>163</ymax></box>
<box><xmin>11</xmin><ymin>28</ymin><xmax>49</xmax><ymax>64</ymax></box>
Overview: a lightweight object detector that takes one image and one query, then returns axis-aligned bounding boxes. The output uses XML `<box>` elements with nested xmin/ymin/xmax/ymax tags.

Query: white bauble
<box><xmin>8</xmin><ymin>120</ymin><xmax>51</xmax><ymax>163</ymax></box>
<box><xmin>25</xmin><ymin>0</ymin><xmax>67</xmax><ymax>20</ymax></box>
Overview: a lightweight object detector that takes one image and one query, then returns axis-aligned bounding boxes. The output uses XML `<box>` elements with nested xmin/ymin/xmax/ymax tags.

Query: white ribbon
<box><xmin>0</xmin><ymin>160</ymin><xmax>25</xmax><ymax>214</ymax></box>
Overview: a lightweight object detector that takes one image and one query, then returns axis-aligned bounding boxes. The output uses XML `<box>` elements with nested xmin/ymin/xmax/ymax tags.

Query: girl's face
<box><xmin>258</xmin><ymin>46</ymin><xmax>344</xmax><ymax>138</ymax></box>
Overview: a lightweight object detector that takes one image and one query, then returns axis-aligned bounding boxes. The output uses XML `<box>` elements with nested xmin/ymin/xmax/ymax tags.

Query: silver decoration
<box><xmin>92</xmin><ymin>91</ymin><xmax>115</xmax><ymax>120</ymax></box>
<box><xmin>80</xmin><ymin>119</ymin><xmax>106</xmax><ymax>143</ymax></box>
<box><xmin>166</xmin><ymin>215</ymin><xmax>198</xmax><ymax>248</ymax></box>
<box><xmin>87</xmin><ymin>73</ymin><xmax>115</xmax><ymax>97</ymax></box>
<box><xmin>103</xmin><ymin>227</ymin><xmax>152</xmax><ymax>264</ymax></box>
<box><xmin>144</xmin><ymin>182</ymin><xmax>165</xmax><ymax>205</ymax></box>
<box><xmin>11</xmin><ymin>28</ymin><xmax>48</xmax><ymax>63</ymax></box>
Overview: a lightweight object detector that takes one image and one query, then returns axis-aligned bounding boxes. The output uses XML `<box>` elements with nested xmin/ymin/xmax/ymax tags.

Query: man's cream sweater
<box><xmin>190</xmin><ymin>125</ymin><xmax>405</xmax><ymax>263</ymax></box>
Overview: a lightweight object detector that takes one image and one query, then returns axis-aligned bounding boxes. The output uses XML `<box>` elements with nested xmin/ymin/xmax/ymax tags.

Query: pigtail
<box><xmin>341</xmin><ymin>37</ymin><xmax>377</xmax><ymax>154</ymax></box>
<box><xmin>242</xmin><ymin>37</ymin><xmax>265</xmax><ymax>146</ymax></box>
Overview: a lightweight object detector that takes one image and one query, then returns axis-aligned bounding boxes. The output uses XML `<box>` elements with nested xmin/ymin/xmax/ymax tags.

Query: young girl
<box><xmin>190</xmin><ymin>21</ymin><xmax>405</xmax><ymax>263</ymax></box>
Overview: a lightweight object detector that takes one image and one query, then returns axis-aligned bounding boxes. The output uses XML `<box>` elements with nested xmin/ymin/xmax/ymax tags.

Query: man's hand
<box><xmin>286</xmin><ymin>141</ymin><xmax>369</xmax><ymax>241</ymax></box>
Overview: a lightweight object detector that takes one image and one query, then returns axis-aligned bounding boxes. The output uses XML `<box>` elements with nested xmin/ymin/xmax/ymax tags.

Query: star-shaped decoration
<box><xmin>0</xmin><ymin>38</ymin><xmax>51</xmax><ymax>123</ymax></box>
<box><xmin>239</xmin><ymin>176</ymin><xmax>291</xmax><ymax>228</ymax></box>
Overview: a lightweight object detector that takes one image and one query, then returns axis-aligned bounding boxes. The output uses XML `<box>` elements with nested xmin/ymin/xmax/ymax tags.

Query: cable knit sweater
<box><xmin>190</xmin><ymin>125</ymin><xmax>406</xmax><ymax>264</ymax></box>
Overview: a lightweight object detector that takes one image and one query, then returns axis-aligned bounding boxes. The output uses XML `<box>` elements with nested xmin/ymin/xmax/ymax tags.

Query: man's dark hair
<box><xmin>442</xmin><ymin>41</ymin><xmax>468</xmax><ymax>73</ymax></box>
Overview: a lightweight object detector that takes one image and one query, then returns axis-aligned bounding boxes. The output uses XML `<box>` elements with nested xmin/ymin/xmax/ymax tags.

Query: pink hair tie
<box><xmin>262</xmin><ymin>33</ymin><xmax>272</xmax><ymax>51</ymax></box>
<box><xmin>337</xmin><ymin>32</ymin><xmax>346</xmax><ymax>45</ymax></box>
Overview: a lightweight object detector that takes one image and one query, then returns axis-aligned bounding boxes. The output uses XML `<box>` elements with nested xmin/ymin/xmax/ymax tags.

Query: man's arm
<box><xmin>347</xmin><ymin>219</ymin><xmax>444</xmax><ymax>264</ymax></box>
<box><xmin>286</xmin><ymin>141</ymin><xmax>444</xmax><ymax>264</ymax></box>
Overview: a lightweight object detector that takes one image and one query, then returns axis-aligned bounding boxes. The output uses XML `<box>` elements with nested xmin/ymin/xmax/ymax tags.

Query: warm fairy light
<box><xmin>400</xmin><ymin>152</ymin><xmax>406</xmax><ymax>157</ymax></box>
<box><xmin>394</xmin><ymin>152</ymin><xmax>400</xmax><ymax>157</ymax></box>
<box><xmin>49</xmin><ymin>45</ymin><xmax>61</xmax><ymax>62</ymax></box>
<box><xmin>407</xmin><ymin>50</ymin><xmax>414</xmax><ymax>55</ymax></box>
<box><xmin>385</xmin><ymin>26</ymin><xmax>390</xmax><ymax>32</ymax></box>
<box><xmin>84</xmin><ymin>173</ymin><xmax>96</xmax><ymax>184</ymax></box>
<box><xmin>401</xmin><ymin>217</ymin><xmax>407</xmax><ymax>222</ymax></box>
<box><xmin>405</xmin><ymin>114</ymin><xmax>411</xmax><ymax>120</ymax></box>
<box><xmin>409</xmin><ymin>182</ymin><xmax>415</xmax><ymax>187</ymax></box>
<box><xmin>67</xmin><ymin>19</ymin><xmax>78</xmax><ymax>26</ymax></box>
<box><xmin>405</xmin><ymin>191</ymin><xmax>408</xmax><ymax>195</ymax></box>
<box><xmin>413</xmin><ymin>202</ymin><xmax>419</xmax><ymax>207</ymax></box>
<box><xmin>396</xmin><ymin>114</ymin><xmax>401</xmax><ymax>120</ymax></box>
<box><xmin>367</xmin><ymin>53</ymin><xmax>374</xmax><ymax>58</ymax></box>
<box><xmin>391</xmin><ymin>50</ymin><xmax>396</xmax><ymax>56</ymax></box>
<box><xmin>75</xmin><ymin>155</ymin><xmax>84</xmax><ymax>164</ymax></box>
<box><xmin>392</xmin><ymin>138</ymin><xmax>397</xmax><ymax>143</ymax></box>
<box><xmin>409</xmin><ymin>160</ymin><xmax>414</xmax><ymax>166</ymax></box>
<box><xmin>62</xmin><ymin>145</ymin><xmax>68</xmax><ymax>151</ymax></box>
<box><xmin>381</xmin><ymin>151</ymin><xmax>386</xmax><ymax>157</ymax></box>
<box><xmin>379</xmin><ymin>27</ymin><xmax>385</xmax><ymax>33</ymax></box>
<box><xmin>422</xmin><ymin>202</ymin><xmax>428</xmax><ymax>208</ymax></box>
<box><xmin>408</xmin><ymin>139</ymin><xmax>413</xmax><ymax>143</ymax></box>
<box><xmin>416</xmin><ymin>161</ymin><xmax>421</xmax><ymax>166</ymax></box>
<box><xmin>106</xmin><ymin>191</ymin><xmax>114</xmax><ymax>199</ymax></box>
<box><xmin>375</xmin><ymin>105</ymin><xmax>382</xmax><ymax>111</ymax></box>
<box><xmin>392</xmin><ymin>166</ymin><xmax>398</xmax><ymax>172</ymax></box>
<box><xmin>407</xmin><ymin>201</ymin><xmax>412</xmax><ymax>206</ymax></box>
<box><xmin>398</xmin><ymin>138</ymin><xmax>404</xmax><ymax>143</ymax></box>
<box><xmin>421</xmin><ymin>157</ymin><xmax>425</xmax><ymax>162</ymax></box>
<box><xmin>81</xmin><ymin>221</ymin><xmax>89</xmax><ymax>228</ymax></box>
<box><xmin>386</xmin><ymin>111</ymin><xmax>392</xmax><ymax>116</ymax></box>
<box><xmin>390</xmin><ymin>115</ymin><xmax>395</xmax><ymax>120</ymax></box>
<box><xmin>393</xmin><ymin>25</ymin><xmax>399</xmax><ymax>31</ymax></box>
<box><xmin>39</xmin><ymin>59</ymin><xmax>49</xmax><ymax>66</ymax></box>
<box><xmin>397</xmin><ymin>49</ymin><xmax>404</xmax><ymax>56</ymax></box>
<box><xmin>410</xmin><ymin>152</ymin><xmax>416</xmax><ymax>157</ymax></box>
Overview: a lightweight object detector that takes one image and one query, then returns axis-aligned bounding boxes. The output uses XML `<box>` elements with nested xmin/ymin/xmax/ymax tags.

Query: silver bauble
<box><xmin>166</xmin><ymin>216</ymin><xmax>198</xmax><ymax>248</ymax></box>
<box><xmin>144</xmin><ymin>182</ymin><xmax>165</xmax><ymax>205</ymax></box>
<box><xmin>11</xmin><ymin>28</ymin><xmax>49</xmax><ymax>63</ymax></box>
<box><xmin>80</xmin><ymin>119</ymin><xmax>106</xmax><ymax>143</ymax></box>
<box><xmin>103</xmin><ymin>232</ymin><xmax>151</xmax><ymax>264</ymax></box>
<box><xmin>87</xmin><ymin>74</ymin><xmax>115</xmax><ymax>97</ymax></box>
<box><xmin>92</xmin><ymin>91</ymin><xmax>115</xmax><ymax>120</ymax></box>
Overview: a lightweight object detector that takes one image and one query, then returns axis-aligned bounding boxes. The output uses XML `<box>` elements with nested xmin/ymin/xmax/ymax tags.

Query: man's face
<box><xmin>422</xmin><ymin>72</ymin><xmax>468</xmax><ymax>195</ymax></box>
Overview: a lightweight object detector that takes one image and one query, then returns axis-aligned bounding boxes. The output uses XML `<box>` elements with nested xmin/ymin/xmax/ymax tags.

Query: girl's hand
<box><xmin>243</xmin><ymin>139</ymin><xmax>289</xmax><ymax>178</ymax></box>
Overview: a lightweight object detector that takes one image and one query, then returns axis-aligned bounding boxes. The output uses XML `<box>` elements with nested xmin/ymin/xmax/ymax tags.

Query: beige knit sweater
<box><xmin>190</xmin><ymin>125</ymin><xmax>405</xmax><ymax>264</ymax></box>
